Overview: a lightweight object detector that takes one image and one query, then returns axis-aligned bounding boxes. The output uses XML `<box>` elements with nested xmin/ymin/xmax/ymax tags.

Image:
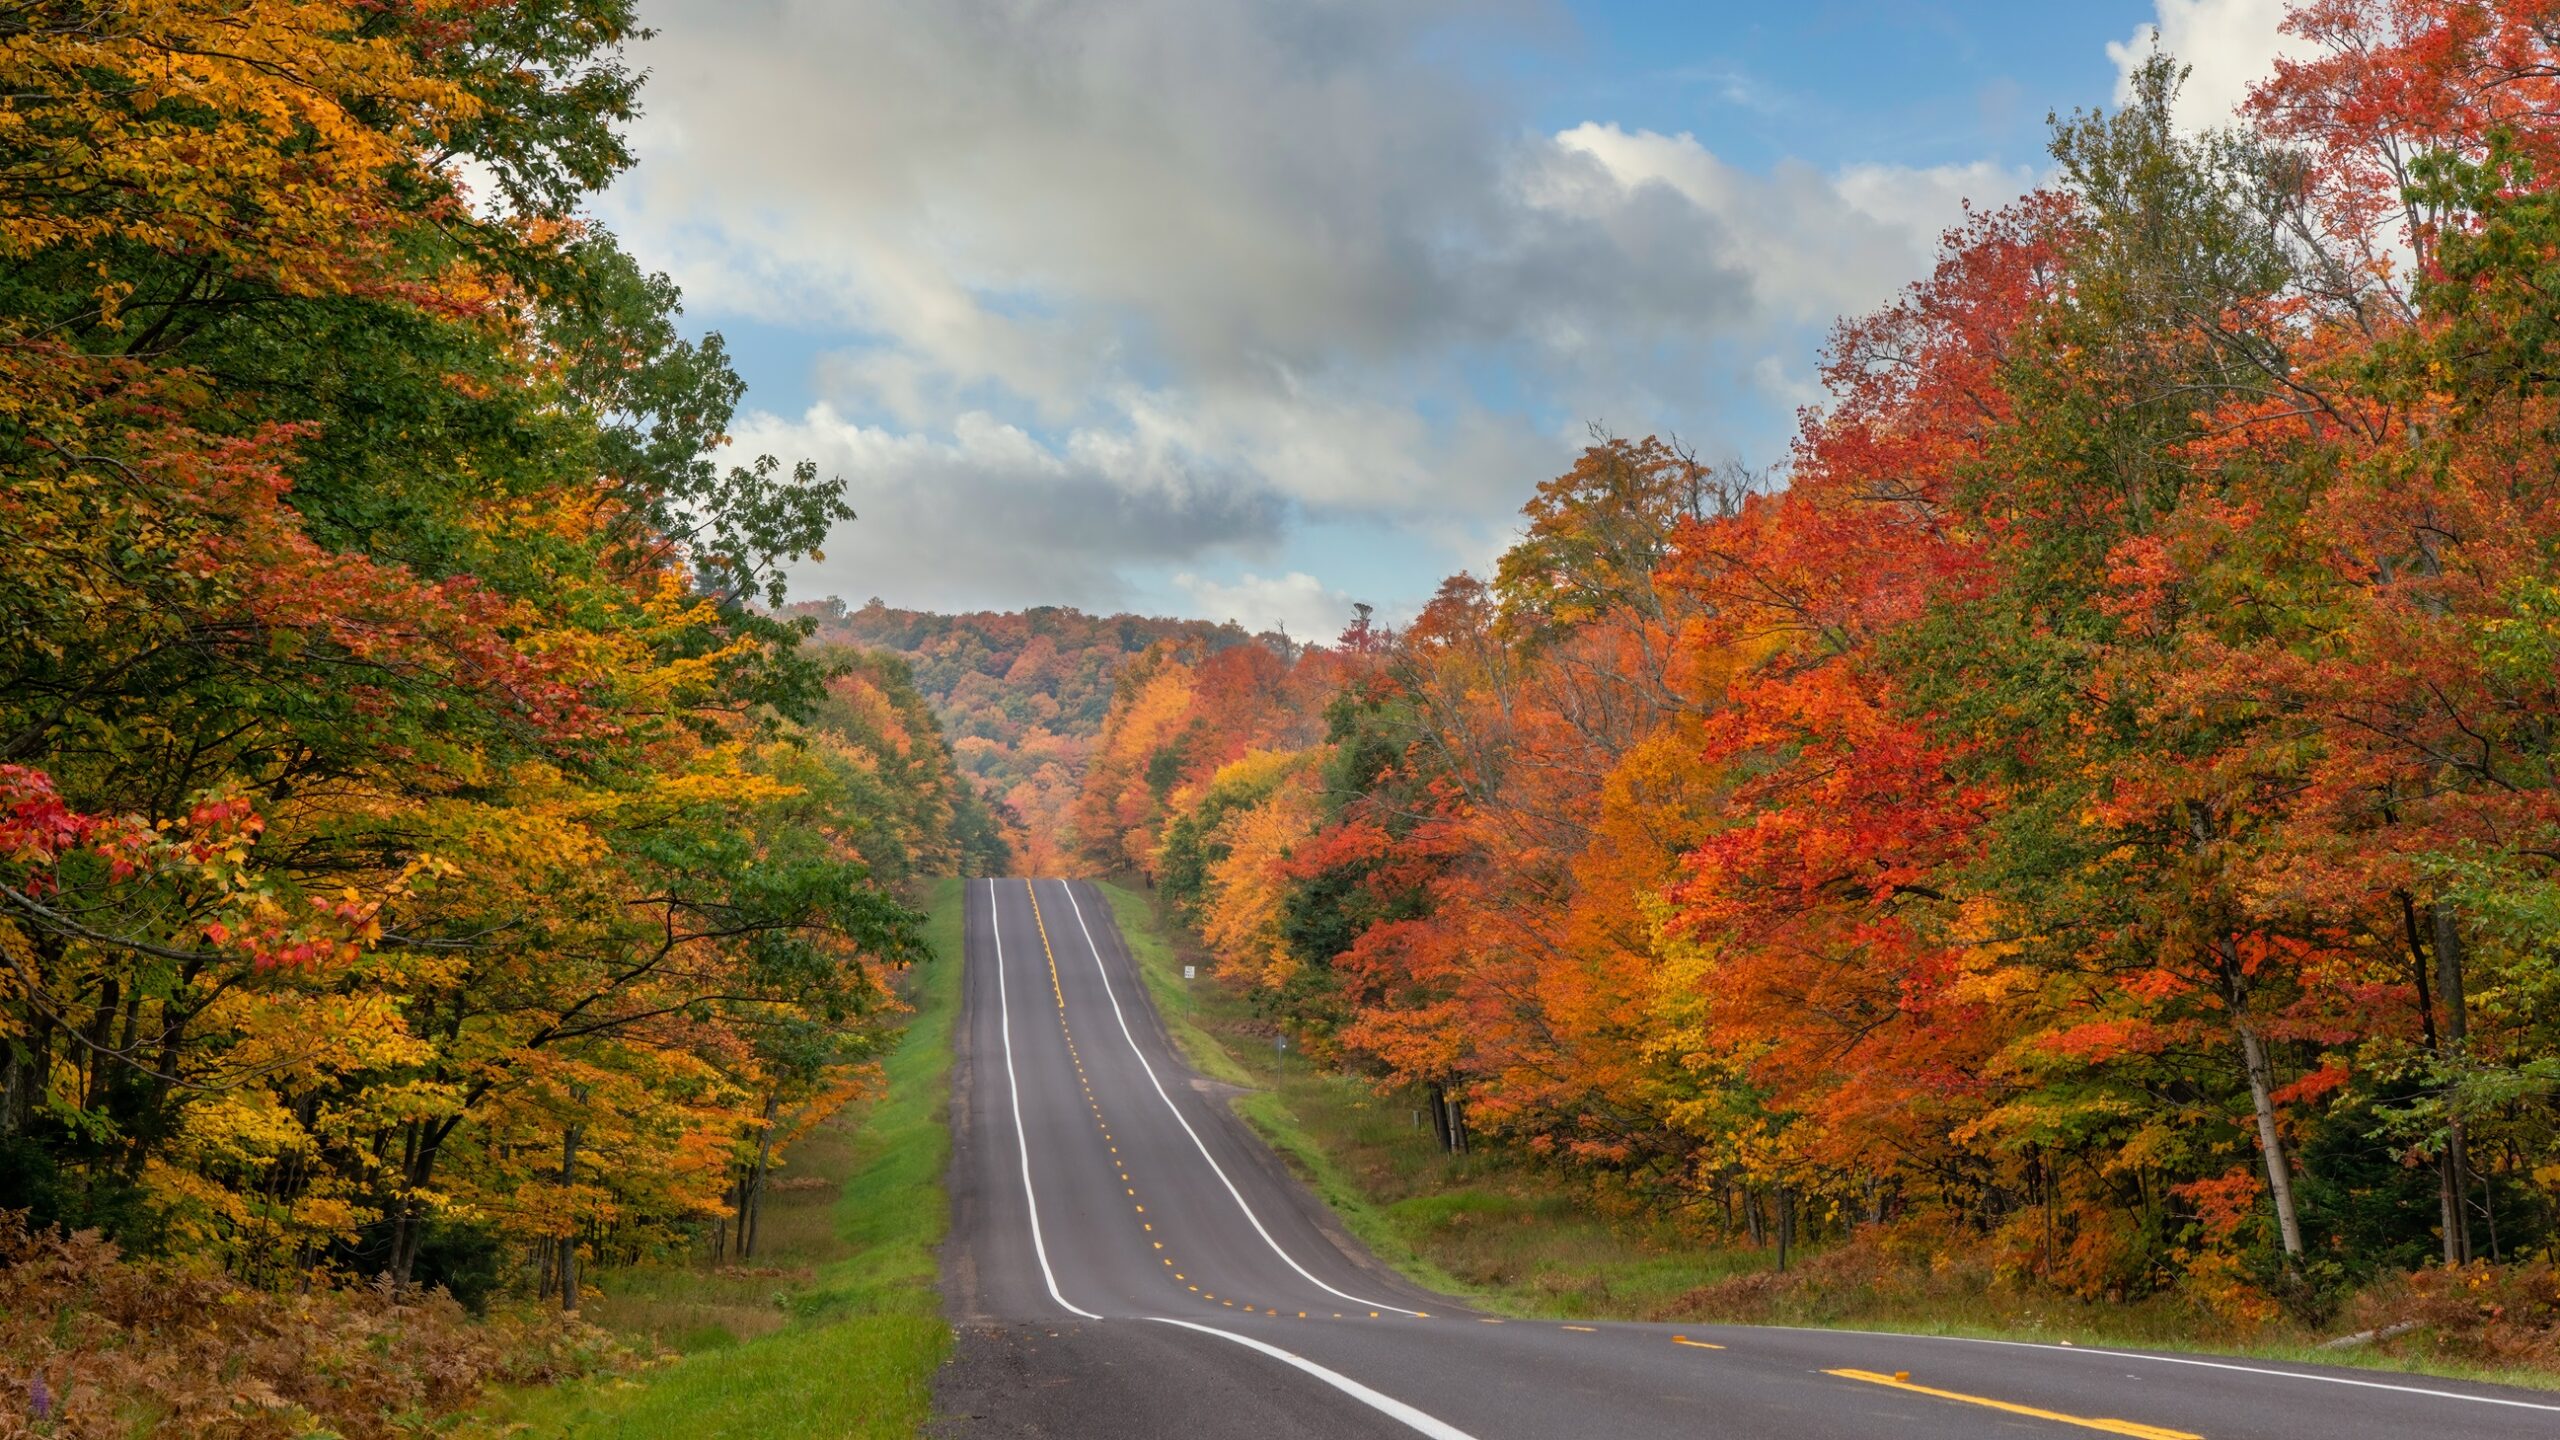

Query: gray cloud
<box><xmin>607</xmin><ymin>0</ymin><xmax>2027</xmax><ymax>609</ymax></box>
<box><xmin>740</xmin><ymin>407</ymin><xmax>1288</xmax><ymax>611</ymax></box>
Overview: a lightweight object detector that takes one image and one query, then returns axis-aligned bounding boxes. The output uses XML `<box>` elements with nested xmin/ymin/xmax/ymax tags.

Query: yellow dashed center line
<box><xmin>1672</xmin><ymin>1336</ymin><xmax>1724</xmax><ymax>1350</ymax></box>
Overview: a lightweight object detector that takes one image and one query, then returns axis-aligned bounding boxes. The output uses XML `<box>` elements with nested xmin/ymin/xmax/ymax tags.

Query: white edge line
<box><xmin>1053</xmin><ymin>879</ymin><xmax>1424</xmax><ymax>1317</ymax></box>
<box><xmin>991</xmin><ymin>880</ymin><xmax>1101</xmax><ymax>1321</ymax></box>
<box><xmin>1148</xmin><ymin>1317</ymin><xmax>1481</xmax><ymax>1439</ymax></box>
<box><xmin>1758</xmin><ymin>1325</ymin><xmax>2560</xmax><ymax>1414</ymax></box>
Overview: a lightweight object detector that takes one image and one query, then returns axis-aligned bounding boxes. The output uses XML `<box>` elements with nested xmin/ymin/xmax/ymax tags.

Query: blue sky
<box><xmin>1548</xmin><ymin>6</ymin><xmax>2130</xmax><ymax>169</ymax></box>
<box><xmin>600</xmin><ymin>1</ymin><xmax>2297</xmax><ymax>636</ymax></box>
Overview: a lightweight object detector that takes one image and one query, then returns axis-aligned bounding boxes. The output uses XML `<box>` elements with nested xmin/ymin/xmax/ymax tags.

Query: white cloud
<box><xmin>2107</xmin><ymin>0</ymin><xmax>2314</xmax><ymax>132</ymax></box>
<box><xmin>1538</xmin><ymin>124</ymin><xmax>2033</xmax><ymax>326</ymax></box>
<box><xmin>1172</xmin><ymin>571</ymin><xmax>1360</xmax><ymax>641</ymax></box>
<box><xmin>599</xmin><ymin>2</ymin><xmax>2038</xmax><ymax>618</ymax></box>
<box><xmin>1834</xmin><ymin>160</ymin><xmax>2032</xmax><ymax>256</ymax></box>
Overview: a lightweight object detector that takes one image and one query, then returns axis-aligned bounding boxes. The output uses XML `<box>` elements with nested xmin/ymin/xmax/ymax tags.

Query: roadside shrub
<box><xmin>2345</xmin><ymin>1261</ymin><xmax>2560</xmax><ymax>1368</ymax></box>
<box><xmin>0</xmin><ymin>1215</ymin><xmax>631</xmax><ymax>1438</ymax></box>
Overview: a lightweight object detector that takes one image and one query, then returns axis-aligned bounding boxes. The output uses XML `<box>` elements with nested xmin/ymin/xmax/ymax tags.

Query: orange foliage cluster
<box><xmin>1078</xmin><ymin>9</ymin><xmax>2560</xmax><ymax>1325</ymax></box>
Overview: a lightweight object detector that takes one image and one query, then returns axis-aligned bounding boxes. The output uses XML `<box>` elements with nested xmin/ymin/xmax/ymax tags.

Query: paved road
<box><xmin>932</xmin><ymin>877</ymin><xmax>2560</xmax><ymax>1439</ymax></box>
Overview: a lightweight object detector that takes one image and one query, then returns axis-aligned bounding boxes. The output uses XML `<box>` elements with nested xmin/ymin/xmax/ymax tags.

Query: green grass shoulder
<box><xmin>468</xmin><ymin>877</ymin><xmax>968</xmax><ymax>1438</ymax></box>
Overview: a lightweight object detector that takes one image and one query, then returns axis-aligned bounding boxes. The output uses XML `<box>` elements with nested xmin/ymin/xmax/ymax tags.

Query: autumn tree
<box><xmin>0</xmin><ymin>2</ymin><xmax>969</xmax><ymax>1316</ymax></box>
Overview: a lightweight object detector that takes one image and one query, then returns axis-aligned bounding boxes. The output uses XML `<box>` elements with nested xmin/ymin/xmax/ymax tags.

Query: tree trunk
<box><xmin>2216</xmin><ymin>931</ymin><xmax>2305</xmax><ymax>1261</ymax></box>
<box><xmin>1426</xmin><ymin>1083</ymin><xmax>1453</xmax><ymax>1153</ymax></box>
<box><xmin>2441</xmin><ymin>1160</ymin><xmax>2470</xmax><ymax>1265</ymax></box>
<box><xmin>2433</xmin><ymin>904</ymin><xmax>2474</xmax><ymax>1265</ymax></box>
<box><xmin>121</xmin><ymin>958</ymin><xmax>207</xmax><ymax>1182</ymax></box>
<box><xmin>4</xmin><ymin>934</ymin><xmax>63</xmax><ymax>1139</ymax></box>
<box><xmin>2038</xmin><ymin>1151</ymin><xmax>2056</xmax><ymax>1275</ymax></box>
<box><xmin>2481</xmin><ymin>1166</ymin><xmax>2502</xmax><ymax>1264</ymax></box>
<box><xmin>1774</xmin><ymin>1182</ymin><xmax>1791</xmax><ymax>1273</ymax></box>
<box><xmin>2401</xmin><ymin>892</ymin><xmax>2468</xmax><ymax>1265</ymax></box>
<box><xmin>0</xmin><ymin>1010</ymin><xmax>48</xmax><ymax>1137</ymax></box>
<box><xmin>387</xmin><ymin>1122</ymin><xmax>423</xmax><ymax>1289</ymax></box>
<box><xmin>742</xmin><ymin>1095</ymin><xmax>780</xmax><ymax>1260</ymax></box>
<box><xmin>387</xmin><ymin>1119</ymin><xmax>454</xmax><ymax>1292</ymax></box>
<box><xmin>2234</xmin><ymin>1013</ymin><xmax>2306</xmax><ymax>1258</ymax></box>
<box><xmin>559</xmin><ymin>1121</ymin><xmax>582</xmax><ymax>1312</ymax></box>
<box><xmin>80</xmin><ymin>975</ymin><xmax>118</xmax><ymax>1112</ymax></box>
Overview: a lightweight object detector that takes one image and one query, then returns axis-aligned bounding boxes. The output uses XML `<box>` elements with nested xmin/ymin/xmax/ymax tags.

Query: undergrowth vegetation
<box><xmin>0</xmin><ymin>1222</ymin><xmax>628</xmax><ymax>1439</ymax></box>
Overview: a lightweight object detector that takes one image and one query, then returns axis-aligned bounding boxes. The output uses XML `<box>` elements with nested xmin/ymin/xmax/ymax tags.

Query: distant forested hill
<box><xmin>788</xmin><ymin>599</ymin><xmax>1275</xmax><ymax>870</ymax></box>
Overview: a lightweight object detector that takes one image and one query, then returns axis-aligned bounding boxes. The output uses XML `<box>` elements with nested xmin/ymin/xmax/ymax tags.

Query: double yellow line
<box><xmin>1823</xmin><ymin>1369</ymin><xmax>2200</xmax><ymax>1439</ymax></box>
<box><xmin>1026</xmin><ymin>879</ymin><xmax>1064</xmax><ymax>1010</ymax></box>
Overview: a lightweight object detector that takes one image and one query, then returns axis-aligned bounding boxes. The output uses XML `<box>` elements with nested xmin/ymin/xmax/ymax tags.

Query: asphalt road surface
<box><xmin>932</xmin><ymin>877</ymin><xmax>2560</xmax><ymax>1439</ymax></box>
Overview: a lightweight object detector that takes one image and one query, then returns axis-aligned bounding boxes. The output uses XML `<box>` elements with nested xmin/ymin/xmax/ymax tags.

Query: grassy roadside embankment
<box><xmin>1096</xmin><ymin>879</ymin><xmax>2560</xmax><ymax>1390</ymax></box>
<box><xmin>470</xmin><ymin>877</ymin><xmax>968</xmax><ymax>1438</ymax></box>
